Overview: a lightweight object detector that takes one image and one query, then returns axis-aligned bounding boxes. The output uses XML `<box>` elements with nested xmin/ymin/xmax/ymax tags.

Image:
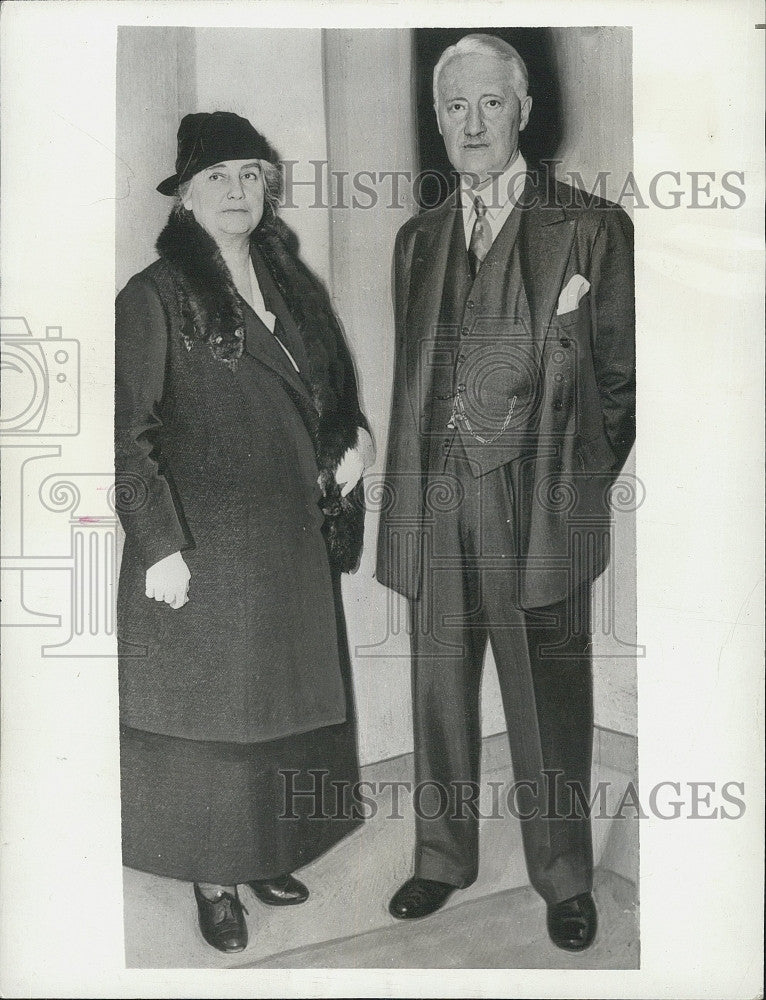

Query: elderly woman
<box><xmin>115</xmin><ymin>112</ymin><xmax>373</xmax><ymax>954</ymax></box>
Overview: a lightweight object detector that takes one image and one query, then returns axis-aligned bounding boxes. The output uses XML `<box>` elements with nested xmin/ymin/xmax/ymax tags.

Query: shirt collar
<box><xmin>460</xmin><ymin>151</ymin><xmax>528</xmax><ymax>221</ymax></box>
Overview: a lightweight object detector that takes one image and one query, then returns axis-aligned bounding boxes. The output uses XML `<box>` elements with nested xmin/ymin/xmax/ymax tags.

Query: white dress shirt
<box><xmin>460</xmin><ymin>152</ymin><xmax>528</xmax><ymax>250</ymax></box>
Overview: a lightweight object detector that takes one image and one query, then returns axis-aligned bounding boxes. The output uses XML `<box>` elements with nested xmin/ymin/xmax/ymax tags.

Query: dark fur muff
<box><xmin>155</xmin><ymin>208</ymin><xmax>366</xmax><ymax>572</ymax></box>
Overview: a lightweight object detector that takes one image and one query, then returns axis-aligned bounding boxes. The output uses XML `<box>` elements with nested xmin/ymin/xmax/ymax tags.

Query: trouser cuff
<box><xmin>414</xmin><ymin>847</ymin><xmax>477</xmax><ymax>890</ymax></box>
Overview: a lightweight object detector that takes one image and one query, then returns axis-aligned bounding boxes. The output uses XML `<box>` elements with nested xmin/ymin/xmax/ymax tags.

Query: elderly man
<box><xmin>376</xmin><ymin>33</ymin><xmax>634</xmax><ymax>950</ymax></box>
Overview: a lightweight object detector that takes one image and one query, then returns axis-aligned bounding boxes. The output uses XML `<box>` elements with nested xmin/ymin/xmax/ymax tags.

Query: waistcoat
<box><xmin>427</xmin><ymin>199</ymin><xmax>535</xmax><ymax>477</ymax></box>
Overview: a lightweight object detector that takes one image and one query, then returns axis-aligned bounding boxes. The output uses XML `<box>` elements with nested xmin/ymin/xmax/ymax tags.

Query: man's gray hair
<box><xmin>433</xmin><ymin>33</ymin><xmax>529</xmax><ymax>104</ymax></box>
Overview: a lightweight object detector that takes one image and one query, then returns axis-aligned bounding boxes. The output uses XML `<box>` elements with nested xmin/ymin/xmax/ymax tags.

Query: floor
<box><xmin>123</xmin><ymin>731</ymin><xmax>639</xmax><ymax>969</ymax></box>
<box><xmin>245</xmin><ymin>869</ymin><xmax>638</xmax><ymax>969</ymax></box>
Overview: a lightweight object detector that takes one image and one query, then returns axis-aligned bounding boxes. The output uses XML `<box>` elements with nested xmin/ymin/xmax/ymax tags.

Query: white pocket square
<box><xmin>556</xmin><ymin>274</ymin><xmax>590</xmax><ymax>316</ymax></box>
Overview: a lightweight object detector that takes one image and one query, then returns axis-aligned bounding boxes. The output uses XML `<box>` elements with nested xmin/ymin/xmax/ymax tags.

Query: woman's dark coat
<box><xmin>115</xmin><ymin>209</ymin><xmax>367</xmax><ymax>744</ymax></box>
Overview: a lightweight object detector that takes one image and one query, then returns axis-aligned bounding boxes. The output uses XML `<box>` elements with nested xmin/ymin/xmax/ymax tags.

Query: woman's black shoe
<box><xmin>247</xmin><ymin>874</ymin><xmax>309</xmax><ymax>906</ymax></box>
<box><xmin>193</xmin><ymin>884</ymin><xmax>248</xmax><ymax>953</ymax></box>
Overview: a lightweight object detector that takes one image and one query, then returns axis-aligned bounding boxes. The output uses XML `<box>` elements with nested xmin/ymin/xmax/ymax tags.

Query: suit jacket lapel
<box><xmin>405</xmin><ymin>194</ymin><xmax>460</xmax><ymax>423</ymax></box>
<box><xmin>519</xmin><ymin>179</ymin><xmax>576</xmax><ymax>348</ymax></box>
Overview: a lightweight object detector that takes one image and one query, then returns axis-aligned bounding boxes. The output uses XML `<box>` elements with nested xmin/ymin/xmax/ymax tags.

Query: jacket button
<box><xmin>458</xmin><ymin>354</ymin><xmax>466</xmax><ymax>362</ymax></box>
<box><xmin>462</xmin><ymin>326</ymin><xmax>470</xmax><ymax>336</ymax></box>
<box><xmin>457</xmin><ymin>383</ymin><xmax>466</xmax><ymax>392</ymax></box>
<box><xmin>443</xmin><ymin>439</ymin><xmax>451</xmax><ymax>451</ymax></box>
<box><xmin>466</xmin><ymin>300</ymin><xmax>475</xmax><ymax>309</ymax></box>
<box><xmin>553</xmin><ymin>400</ymin><xmax>563</xmax><ymax>411</ymax></box>
<box><xmin>560</xmin><ymin>336</ymin><xmax>571</xmax><ymax>347</ymax></box>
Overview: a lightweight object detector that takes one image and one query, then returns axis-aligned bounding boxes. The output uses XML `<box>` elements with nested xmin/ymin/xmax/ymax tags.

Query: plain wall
<box><xmin>551</xmin><ymin>26</ymin><xmax>634</xmax><ymax>209</ymax></box>
<box><xmin>115</xmin><ymin>26</ymin><xmax>636</xmax><ymax>767</ymax></box>
<box><xmin>550</xmin><ymin>26</ymin><xmax>637</xmax><ymax>735</ymax></box>
<box><xmin>116</xmin><ymin>27</ymin><xmax>197</xmax><ymax>292</ymax></box>
<box><xmin>193</xmin><ymin>28</ymin><xmax>332</xmax><ymax>286</ymax></box>
<box><xmin>321</xmin><ymin>29</ymin><xmax>420</xmax><ymax>764</ymax></box>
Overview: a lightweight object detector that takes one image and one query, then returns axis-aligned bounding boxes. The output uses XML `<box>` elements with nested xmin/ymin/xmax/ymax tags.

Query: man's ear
<box><xmin>519</xmin><ymin>95</ymin><xmax>533</xmax><ymax>133</ymax></box>
<box><xmin>434</xmin><ymin>103</ymin><xmax>444</xmax><ymax>137</ymax></box>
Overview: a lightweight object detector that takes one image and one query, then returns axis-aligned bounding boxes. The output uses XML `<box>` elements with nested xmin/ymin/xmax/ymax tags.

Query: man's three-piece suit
<box><xmin>376</xmin><ymin>166</ymin><xmax>635</xmax><ymax>903</ymax></box>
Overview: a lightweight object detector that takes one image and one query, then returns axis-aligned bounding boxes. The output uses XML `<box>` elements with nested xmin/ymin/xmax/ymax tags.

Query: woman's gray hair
<box><xmin>433</xmin><ymin>33</ymin><xmax>529</xmax><ymax>104</ymax></box>
<box><xmin>260</xmin><ymin>159</ymin><xmax>282</xmax><ymax>219</ymax></box>
<box><xmin>175</xmin><ymin>158</ymin><xmax>283</xmax><ymax>221</ymax></box>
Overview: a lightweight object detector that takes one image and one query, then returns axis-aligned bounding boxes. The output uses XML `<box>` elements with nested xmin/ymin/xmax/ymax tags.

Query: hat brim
<box><xmin>157</xmin><ymin>174</ymin><xmax>180</xmax><ymax>196</ymax></box>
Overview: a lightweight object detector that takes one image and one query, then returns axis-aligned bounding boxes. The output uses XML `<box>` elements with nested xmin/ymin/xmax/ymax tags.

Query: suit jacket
<box><xmin>375</xmin><ymin>177</ymin><xmax>635</xmax><ymax>608</ymax></box>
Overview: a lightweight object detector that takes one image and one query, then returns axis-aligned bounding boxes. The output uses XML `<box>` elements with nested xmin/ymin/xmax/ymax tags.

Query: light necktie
<box><xmin>468</xmin><ymin>195</ymin><xmax>492</xmax><ymax>279</ymax></box>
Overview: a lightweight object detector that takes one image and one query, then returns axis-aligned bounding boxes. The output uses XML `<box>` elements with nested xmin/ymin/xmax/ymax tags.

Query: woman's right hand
<box><xmin>146</xmin><ymin>551</ymin><xmax>190</xmax><ymax>609</ymax></box>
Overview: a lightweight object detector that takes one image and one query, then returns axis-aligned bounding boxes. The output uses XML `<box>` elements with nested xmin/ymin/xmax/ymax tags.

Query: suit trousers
<box><xmin>410</xmin><ymin>435</ymin><xmax>594</xmax><ymax>904</ymax></box>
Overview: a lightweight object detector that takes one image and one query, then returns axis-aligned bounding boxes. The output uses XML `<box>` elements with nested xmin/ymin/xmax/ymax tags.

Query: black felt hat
<box><xmin>157</xmin><ymin>111</ymin><xmax>275</xmax><ymax>196</ymax></box>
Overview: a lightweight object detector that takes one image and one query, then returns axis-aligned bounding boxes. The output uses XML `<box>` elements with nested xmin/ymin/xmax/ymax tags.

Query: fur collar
<box><xmin>156</xmin><ymin>207</ymin><xmax>247</xmax><ymax>368</ymax></box>
<box><xmin>155</xmin><ymin>207</ymin><xmax>366</xmax><ymax>572</ymax></box>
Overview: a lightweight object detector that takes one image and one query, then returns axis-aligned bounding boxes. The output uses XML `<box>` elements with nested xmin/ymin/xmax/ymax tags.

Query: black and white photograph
<box><xmin>0</xmin><ymin>1</ymin><xmax>763</xmax><ymax>997</ymax></box>
<box><xmin>113</xmin><ymin>23</ymin><xmax>637</xmax><ymax>968</ymax></box>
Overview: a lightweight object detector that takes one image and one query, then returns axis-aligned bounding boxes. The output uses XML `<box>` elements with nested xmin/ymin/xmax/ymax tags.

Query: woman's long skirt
<box><xmin>120</xmin><ymin>575</ymin><xmax>362</xmax><ymax>885</ymax></box>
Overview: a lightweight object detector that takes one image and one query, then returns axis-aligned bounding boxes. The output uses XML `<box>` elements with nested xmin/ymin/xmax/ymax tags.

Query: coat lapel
<box><xmin>243</xmin><ymin>248</ymin><xmax>313</xmax><ymax>401</ymax></box>
<box><xmin>518</xmin><ymin>179</ymin><xmax>577</xmax><ymax>348</ymax></box>
<box><xmin>239</xmin><ymin>297</ymin><xmax>313</xmax><ymax>402</ymax></box>
<box><xmin>405</xmin><ymin>194</ymin><xmax>460</xmax><ymax>423</ymax></box>
<box><xmin>251</xmin><ymin>247</ymin><xmax>311</xmax><ymax>375</ymax></box>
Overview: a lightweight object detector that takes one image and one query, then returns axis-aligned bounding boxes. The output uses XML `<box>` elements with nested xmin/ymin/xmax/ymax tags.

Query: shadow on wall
<box><xmin>414</xmin><ymin>27</ymin><xmax>563</xmax><ymax>209</ymax></box>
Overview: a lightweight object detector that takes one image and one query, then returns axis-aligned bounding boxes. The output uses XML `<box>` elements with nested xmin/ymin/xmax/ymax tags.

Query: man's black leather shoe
<box><xmin>546</xmin><ymin>891</ymin><xmax>597</xmax><ymax>951</ymax></box>
<box><xmin>193</xmin><ymin>884</ymin><xmax>248</xmax><ymax>953</ymax></box>
<box><xmin>389</xmin><ymin>877</ymin><xmax>456</xmax><ymax>919</ymax></box>
<box><xmin>247</xmin><ymin>874</ymin><xmax>309</xmax><ymax>906</ymax></box>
